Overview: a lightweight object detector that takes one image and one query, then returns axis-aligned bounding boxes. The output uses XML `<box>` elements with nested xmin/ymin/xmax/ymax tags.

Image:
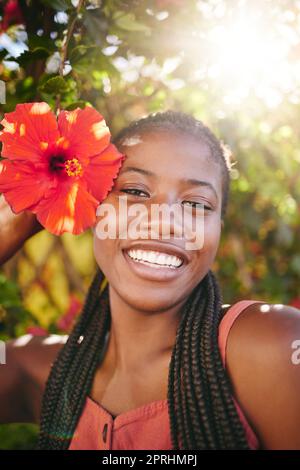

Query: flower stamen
<box><xmin>64</xmin><ymin>158</ymin><xmax>83</xmax><ymax>177</ymax></box>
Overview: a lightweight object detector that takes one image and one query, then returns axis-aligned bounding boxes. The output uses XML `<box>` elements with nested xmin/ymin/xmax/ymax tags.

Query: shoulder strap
<box><xmin>218</xmin><ymin>300</ymin><xmax>265</xmax><ymax>368</ymax></box>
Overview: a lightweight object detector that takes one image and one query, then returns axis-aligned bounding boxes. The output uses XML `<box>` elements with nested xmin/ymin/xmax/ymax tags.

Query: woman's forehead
<box><xmin>117</xmin><ymin>130</ymin><xmax>221</xmax><ymax>182</ymax></box>
<box><xmin>119</xmin><ymin>128</ymin><xmax>210</xmax><ymax>150</ymax></box>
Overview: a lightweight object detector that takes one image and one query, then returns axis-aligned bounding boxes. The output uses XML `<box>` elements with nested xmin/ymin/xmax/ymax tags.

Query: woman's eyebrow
<box><xmin>119</xmin><ymin>166</ymin><xmax>155</xmax><ymax>177</ymax></box>
<box><xmin>182</xmin><ymin>178</ymin><xmax>219</xmax><ymax>201</ymax></box>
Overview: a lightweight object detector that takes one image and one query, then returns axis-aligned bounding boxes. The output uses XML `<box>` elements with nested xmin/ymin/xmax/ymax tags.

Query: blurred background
<box><xmin>0</xmin><ymin>0</ymin><xmax>300</xmax><ymax>449</ymax></box>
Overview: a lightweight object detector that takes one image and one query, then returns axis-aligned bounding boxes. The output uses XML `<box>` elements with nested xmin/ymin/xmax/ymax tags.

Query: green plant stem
<box><xmin>55</xmin><ymin>0</ymin><xmax>86</xmax><ymax>114</ymax></box>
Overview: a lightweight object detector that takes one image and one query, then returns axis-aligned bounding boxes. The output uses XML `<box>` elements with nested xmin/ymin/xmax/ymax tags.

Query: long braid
<box><xmin>168</xmin><ymin>287</ymin><xmax>193</xmax><ymax>449</ymax></box>
<box><xmin>36</xmin><ymin>267</ymin><xmax>111</xmax><ymax>449</ymax></box>
<box><xmin>183</xmin><ymin>279</ymin><xmax>214</xmax><ymax>448</ymax></box>
<box><xmin>167</xmin><ymin>270</ymin><xmax>250</xmax><ymax>450</ymax></box>
<box><xmin>36</xmin><ymin>110</ymin><xmax>251</xmax><ymax>449</ymax></box>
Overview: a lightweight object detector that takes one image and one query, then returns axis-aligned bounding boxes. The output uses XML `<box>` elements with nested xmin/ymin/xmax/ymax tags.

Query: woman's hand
<box><xmin>0</xmin><ymin>194</ymin><xmax>43</xmax><ymax>265</ymax></box>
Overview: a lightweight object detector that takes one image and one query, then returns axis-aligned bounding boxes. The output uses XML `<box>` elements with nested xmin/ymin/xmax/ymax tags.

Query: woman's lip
<box><xmin>122</xmin><ymin>249</ymin><xmax>187</xmax><ymax>282</ymax></box>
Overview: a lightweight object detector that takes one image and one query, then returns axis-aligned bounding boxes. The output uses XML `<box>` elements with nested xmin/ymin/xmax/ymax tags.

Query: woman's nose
<box><xmin>152</xmin><ymin>189</ymin><xmax>178</xmax><ymax>207</ymax></box>
<box><xmin>138</xmin><ymin>193</ymin><xmax>185</xmax><ymax>240</ymax></box>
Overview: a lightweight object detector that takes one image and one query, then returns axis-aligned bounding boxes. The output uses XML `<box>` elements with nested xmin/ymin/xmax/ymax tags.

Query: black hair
<box><xmin>36</xmin><ymin>110</ymin><xmax>250</xmax><ymax>450</ymax></box>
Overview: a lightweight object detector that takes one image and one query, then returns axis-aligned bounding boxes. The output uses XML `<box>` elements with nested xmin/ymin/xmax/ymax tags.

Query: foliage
<box><xmin>0</xmin><ymin>423</ymin><xmax>38</xmax><ymax>449</ymax></box>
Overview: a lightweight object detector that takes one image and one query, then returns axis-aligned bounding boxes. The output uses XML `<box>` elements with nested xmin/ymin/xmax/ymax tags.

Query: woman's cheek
<box><xmin>196</xmin><ymin>214</ymin><xmax>222</xmax><ymax>258</ymax></box>
<box><xmin>93</xmin><ymin>210</ymin><xmax>118</xmax><ymax>271</ymax></box>
<box><xmin>93</xmin><ymin>234</ymin><xmax>108</xmax><ymax>271</ymax></box>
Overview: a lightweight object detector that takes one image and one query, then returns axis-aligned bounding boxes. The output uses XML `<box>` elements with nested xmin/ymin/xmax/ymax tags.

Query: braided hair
<box><xmin>36</xmin><ymin>110</ymin><xmax>250</xmax><ymax>450</ymax></box>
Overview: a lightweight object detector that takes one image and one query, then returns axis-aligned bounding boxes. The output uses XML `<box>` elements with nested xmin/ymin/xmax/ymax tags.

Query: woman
<box><xmin>0</xmin><ymin>110</ymin><xmax>300</xmax><ymax>450</ymax></box>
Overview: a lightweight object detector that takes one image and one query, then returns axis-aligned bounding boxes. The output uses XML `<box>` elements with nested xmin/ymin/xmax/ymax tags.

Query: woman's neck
<box><xmin>104</xmin><ymin>284</ymin><xmax>186</xmax><ymax>373</ymax></box>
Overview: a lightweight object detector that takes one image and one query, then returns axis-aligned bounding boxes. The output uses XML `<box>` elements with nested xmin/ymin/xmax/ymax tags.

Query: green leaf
<box><xmin>93</xmin><ymin>54</ymin><xmax>118</xmax><ymax>76</ymax></box>
<box><xmin>38</xmin><ymin>76</ymin><xmax>70</xmax><ymax>94</ymax></box>
<box><xmin>113</xmin><ymin>12</ymin><xmax>151</xmax><ymax>33</ymax></box>
<box><xmin>65</xmin><ymin>100</ymin><xmax>91</xmax><ymax>110</ymax></box>
<box><xmin>69</xmin><ymin>45</ymin><xmax>102</xmax><ymax>74</ymax></box>
<box><xmin>27</xmin><ymin>34</ymin><xmax>57</xmax><ymax>54</ymax></box>
<box><xmin>82</xmin><ymin>9</ymin><xmax>108</xmax><ymax>43</ymax></box>
<box><xmin>40</xmin><ymin>0</ymin><xmax>72</xmax><ymax>11</ymax></box>
<box><xmin>0</xmin><ymin>274</ymin><xmax>22</xmax><ymax>307</ymax></box>
<box><xmin>6</xmin><ymin>48</ymin><xmax>50</xmax><ymax>67</ymax></box>
<box><xmin>0</xmin><ymin>50</ymin><xmax>8</xmax><ymax>62</ymax></box>
<box><xmin>69</xmin><ymin>45</ymin><xmax>93</xmax><ymax>64</ymax></box>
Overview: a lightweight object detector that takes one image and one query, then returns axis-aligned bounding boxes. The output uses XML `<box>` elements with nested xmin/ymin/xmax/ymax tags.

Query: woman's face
<box><xmin>93</xmin><ymin>129</ymin><xmax>224</xmax><ymax>312</ymax></box>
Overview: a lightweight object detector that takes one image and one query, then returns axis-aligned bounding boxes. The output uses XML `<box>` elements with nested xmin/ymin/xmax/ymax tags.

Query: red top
<box><xmin>69</xmin><ymin>299</ymin><xmax>265</xmax><ymax>450</ymax></box>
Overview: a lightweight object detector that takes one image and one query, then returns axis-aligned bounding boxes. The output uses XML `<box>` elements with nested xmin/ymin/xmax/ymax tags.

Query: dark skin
<box><xmin>0</xmin><ymin>130</ymin><xmax>300</xmax><ymax>449</ymax></box>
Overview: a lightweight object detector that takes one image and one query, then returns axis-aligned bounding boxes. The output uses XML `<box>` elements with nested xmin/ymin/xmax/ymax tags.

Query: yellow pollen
<box><xmin>64</xmin><ymin>158</ymin><xmax>83</xmax><ymax>177</ymax></box>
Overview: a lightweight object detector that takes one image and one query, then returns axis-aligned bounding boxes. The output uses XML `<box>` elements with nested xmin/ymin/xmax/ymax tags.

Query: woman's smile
<box><xmin>122</xmin><ymin>240</ymin><xmax>189</xmax><ymax>282</ymax></box>
<box><xmin>127</xmin><ymin>250</ymin><xmax>183</xmax><ymax>268</ymax></box>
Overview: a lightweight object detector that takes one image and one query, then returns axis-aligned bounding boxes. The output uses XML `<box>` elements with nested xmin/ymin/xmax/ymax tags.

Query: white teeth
<box><xmin>126</xmin><ymin>249</ymin><xmax>183</xmax><ymax>268</ymax></box>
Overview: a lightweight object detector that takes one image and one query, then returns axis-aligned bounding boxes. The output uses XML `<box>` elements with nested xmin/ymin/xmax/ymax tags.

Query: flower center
<box><xmin>49</xmin><ymin>155</ymin><xmax>83</xmax><ymax>177</ymax></box>
<box><xmin>64</xmin><ymin>158</ymin><xmax>83</xmax><ymax>177</ymax></box>
<box><xmin>49</xmin><ymin>155</ymin><xmax>65</xmax><ymax>172</ymax></box>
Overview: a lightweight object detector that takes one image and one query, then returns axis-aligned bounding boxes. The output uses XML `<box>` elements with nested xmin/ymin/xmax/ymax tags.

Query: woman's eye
<box><xmin>121</xmin><ymin>188</ymin><xmax>149</xmax><ymax>197</ymax></box>
<box><xmin>182</xmin><ymin>201</ymin><xmax>211</xmax><ymax>210</ymax></box>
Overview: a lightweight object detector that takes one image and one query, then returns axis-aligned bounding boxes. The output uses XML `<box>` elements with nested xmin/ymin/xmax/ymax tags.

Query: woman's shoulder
<box><xmin>224</xmin><ymin>300</ymin><xmax>300</xmax><ymax>449</ymax></box>
<box><xmin>224</xmin><ymin>299</ymin><xmax>300</xmax><ymax>342</ymax></box>
<box><xmin>220</xmin><ymin>299</ymin><xmax>300</xmax><ymax>335</ymax></box>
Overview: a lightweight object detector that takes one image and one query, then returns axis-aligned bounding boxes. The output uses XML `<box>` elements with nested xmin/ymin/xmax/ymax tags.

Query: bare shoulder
<box><xmin>6</xmin><ymin>333</ymin><xmax>68</xmax><ymax>423</ymax></box>
<box><xmin>225</xmin><ymin>301</ymin><xmax>300</xmax><ymax>449</ymax></box>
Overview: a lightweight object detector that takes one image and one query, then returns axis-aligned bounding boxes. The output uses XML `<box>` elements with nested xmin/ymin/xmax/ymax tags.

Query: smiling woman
<box><xmin>1</xmin><ymin>110</ymin><xmax>300</xmax><ymax>451</ymax></box>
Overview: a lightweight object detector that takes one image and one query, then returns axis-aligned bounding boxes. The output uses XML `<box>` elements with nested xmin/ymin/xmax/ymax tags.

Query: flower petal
<box><xmin>0</xmin><ymin>159</ymin><xmax>55</xmax><ymax>213</ymax></box>
<box><xmin>84</xmin><ymin>143</ymin><xmax>125</xmax><ymax>202</ymax></box>
<box><xmin>33</xmin><ymin>180</ymin><xmax>99</xmax><ymax>235</ymax></box>
<box><xmin>57</xmin><ymin>106</ymin><xmax>111</xmax><ymax>160</ymax></box>
<box><xmin>0</xmin><ymin>102</ymin><xmax>59</xmax><ymax>162</ymax></box>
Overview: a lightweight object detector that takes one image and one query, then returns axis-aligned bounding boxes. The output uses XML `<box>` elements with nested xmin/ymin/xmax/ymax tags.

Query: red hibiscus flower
<box><xmin>0</xmin><ymin>0</ymin><xmax>24</xmax><ymax>33</ymax></box>
<box><xmin>0</xmin><ymin>102</ymin><xmax>125</xmax><ymax>235</ymax></box>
